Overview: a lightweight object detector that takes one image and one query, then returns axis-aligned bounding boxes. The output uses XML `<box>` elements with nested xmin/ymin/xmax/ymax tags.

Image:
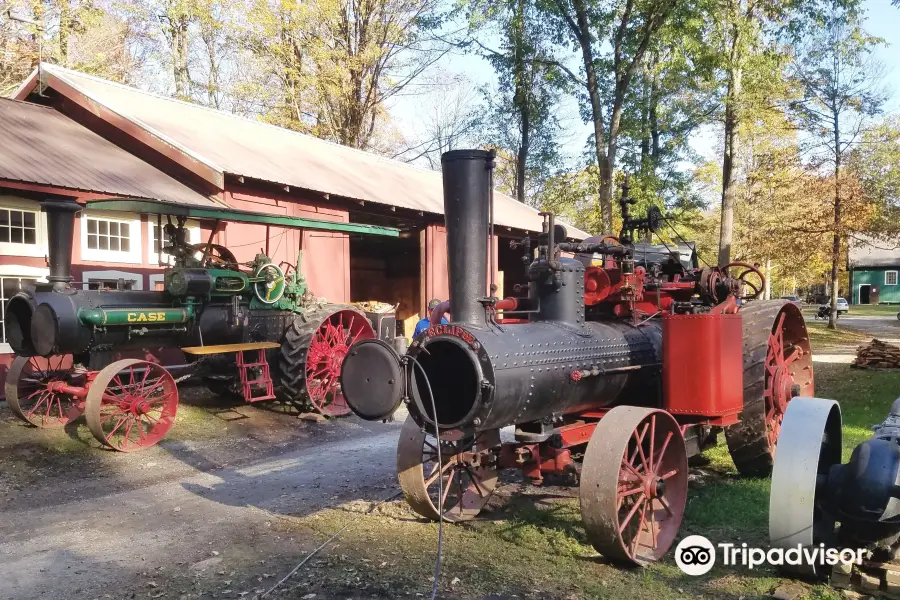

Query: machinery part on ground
<box><xmin>580</xmin><ymin>407</ymin><xmax>688</xmax><ymax>565</ymax></box>
<box><xmin>769</xmin><ymin>396</ymin><xmax>842</xmax><ymax>577</ymax></box>
<box><xmin>5</xmin><ymin>355</ymin><xmax>84</xmax><ymax>428</ymax></box>
<box><xmin>85</xmin><ymin>359</ymin><xmax>179</xmax><ymax>452</ymax></box>
<box><xmin>724</xmin><ymin>300</ymin><xmax>814</xmax><ymax>477</ymax></box>
<box><xmin>396</xmin><ymin>416</ymin><xmax>500</xmax><ymax>522</ymax></box>
<box><xmin>772</xmin><ymin>396</ymin><xmax>900</xmax><ymax>579</ymax></box>
<box><xmin>278</xmin><ymin>306</ymin><xmax>375</xmax><ymax>416</ymax></box>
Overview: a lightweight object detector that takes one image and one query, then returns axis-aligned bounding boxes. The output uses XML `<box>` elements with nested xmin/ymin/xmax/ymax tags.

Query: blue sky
<box><xmin>390</xmin><ymin>0</ymin><xmax>900</xmax><ymax>169</ymax></box>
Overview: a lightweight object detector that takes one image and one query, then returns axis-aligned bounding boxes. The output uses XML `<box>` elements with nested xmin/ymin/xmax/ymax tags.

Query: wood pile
<box><xmin>852</xmin><ymin>339</ymin><xmax>900</xmax><ymax>369</ymax></box>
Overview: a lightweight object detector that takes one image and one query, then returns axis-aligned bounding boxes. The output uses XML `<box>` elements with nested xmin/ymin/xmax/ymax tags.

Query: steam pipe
<box><xmin>494</xmin><ymin>297</ymin><xmax>518</xmax><ymax>311</ymax></box>
<box><xmin>441</xmin><ymin>149</ymin><xmax>493</xmax><ymax>328</ymax></box>
<box><xmin>429</xmin><ymin>300</ymin><xmax>451</xmax><ymax>326</ymax></box>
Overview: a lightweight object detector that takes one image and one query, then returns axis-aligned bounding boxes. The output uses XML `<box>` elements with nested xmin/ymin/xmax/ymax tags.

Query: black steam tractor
<box><xmin>339</xmin><ymin>149</ymin><xmax>815</xmax><ymax>565</ymax></box>
<box><xmin>3</xmin><ymin>201</ymin><xmax>381</xmax><ymax>451</ymax></box>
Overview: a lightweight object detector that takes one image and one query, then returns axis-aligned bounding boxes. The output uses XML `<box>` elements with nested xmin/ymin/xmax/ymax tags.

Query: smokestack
<box><xmin>41</xmin><ymin>199</ymin><xmax>80</xmax><ymax>290</ymax></box>
<box><xmin>441</xmin><ymin>149</ymin><xmax>493</xmax><ymax>328</ymax></box>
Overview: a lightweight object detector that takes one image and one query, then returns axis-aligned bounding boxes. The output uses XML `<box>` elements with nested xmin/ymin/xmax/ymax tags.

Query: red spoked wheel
<box><xmin>580</xmin><ymin>407</ymin><xmax>688</xmax><ymax>565</ymax></box>
<box><xmin>305</xmin><ymin>309</ymin><xmax>375</xmax><ymax>416</ymax></box>
<box><xmin>85</xmin><ymin>359</ymin><xmax>178</xmax><ymax>452</ymax></box>
<box><xmin>764</xmin><ymin>311</ymin><xmax>804</xmax><ymax>452</ymax></box>
<box><xmin>396</xmin><ymin>416</ymin><xmax>500</xmax><ymax>522</ymax></box>
<box><xmin>5</xmin><ymin>355</ymin><xmax>84</xmax><ymax>428</ymax></box>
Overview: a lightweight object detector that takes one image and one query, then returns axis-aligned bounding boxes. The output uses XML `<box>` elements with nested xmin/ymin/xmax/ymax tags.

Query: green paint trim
<box><xmin>86</xmin><ymin>199</ymin><xmax>399</xmax><ymax>237</ymax></box>
<box><xmin>79</xmin><ymin>306</ymin><xmax>194</xmax><ymax>326</ymax></box>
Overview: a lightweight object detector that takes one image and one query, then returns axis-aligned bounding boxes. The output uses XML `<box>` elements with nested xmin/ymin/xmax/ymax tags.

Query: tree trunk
<box><xmin>172</xmin><ymin>14</ymin><xmax>191</xmax><ymax>100</ymax></box>
<box><xmin>58</xmin><ymin>0</ymin><xmax>71</xmax><ymax>66</ymax></box>
<box><xmin>764</xmin><ymin>258</ymin><xmax>772</xmax><ymax>300</ymax></box>
<box><xmin>639</xmin><ymin>66</ymin><xmax>650</xmax><ymax>187</ymax></box>
<box><xmin>517</xmin><ymin>102</ymin><xmax>529</xmax><ymax>202</ymax></box>
<box><xmin>513</xmin><ymin>0</ymin><xmax>528</xmax><ymax>203</ymax></box>
<box><xmin>828</xmin><ymin>119</ymin><xmax>842</xmax><ymax>330</ymax></box>
<box><xmin>718</xmin><ymin>6</ymin><xmax>743</xmax><ymax>267</ymax></box>
<box><xmin>571</xmin><ymin>0</ymin><xmax>611</xmax><ymax>233</ymax></box>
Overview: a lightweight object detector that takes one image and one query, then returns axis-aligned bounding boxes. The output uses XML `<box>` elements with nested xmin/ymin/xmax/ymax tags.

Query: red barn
<box><xmin>1</xmin><ymin>64</ymin><xmax>587</xmax><ymax>389</ymax></box>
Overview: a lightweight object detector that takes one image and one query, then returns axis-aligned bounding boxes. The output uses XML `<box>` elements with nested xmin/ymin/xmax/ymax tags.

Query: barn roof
<box><xmin>15</xmin><ymin>64</ymin><xmax>590</xmax><ymax>239</ymax></box>
<box><xmin>0</xmin><ymin>96</ymin><xmax>222</xmax><ymax>208</ymax></box>
<box><xmin>849</xmin><ymin>235</ymin><xmax>900</xmax><ymax>268</ymax></box>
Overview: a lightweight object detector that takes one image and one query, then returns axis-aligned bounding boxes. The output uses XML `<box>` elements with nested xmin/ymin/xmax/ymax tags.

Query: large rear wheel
<box><xmin>725</xmin><ymin>301</ymin><xmax>814</xmax><ymax>477</ymax></box>
<box><xmin>278</xmin><ymin>305</ymin><xmax>375</xmax><ymax>416</ymax></box>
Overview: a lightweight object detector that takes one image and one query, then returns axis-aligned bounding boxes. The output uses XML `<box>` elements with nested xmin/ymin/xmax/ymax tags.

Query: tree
<box><xmin>847</xmin><ymin>117</ymin><xmax>900</xmax><ymax>238</ymax></box>
<box><xmin>470</xmin><ymin>0</ymin><xmax>565</xmax><ymax>202</ymax></box>
<box><xmin>715</xmin><ymin>0</ymin><xmax>757</xmax><ymax>266</ymax></box>
<box><xmin>242</xmin><ymin>0</ymin><xmax>446</xmax><ymax>150</ymax></box>
<box><xmin>0</xmin><ymin>0</ymin><xmax>144</xmax><ymax>94</ymax></box>
<box><xmin>543</xmin><ymin>0</ymin><xmax>678</xmax><ymax>233</ymax></box>
<box><xmin>392</xmin><ymin>72</ymin><xmax>484</xmax><ymax>169</ymax></box>
<box><xmin>789</xmin><ymin>1</ymin><xmax>885</xmax><ymax>328</ymax></box>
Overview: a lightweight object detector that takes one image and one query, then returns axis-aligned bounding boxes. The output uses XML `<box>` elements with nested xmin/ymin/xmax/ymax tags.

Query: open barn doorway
<box><xmin>349</xmin><ymin>233</ymin><xmax>421</xmax><ymax>341</ymax></box>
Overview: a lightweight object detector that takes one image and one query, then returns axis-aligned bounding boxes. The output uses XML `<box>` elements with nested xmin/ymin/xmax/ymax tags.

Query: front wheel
<box><xmin>85</xmin><ymin>360</ymin><xmax>179</xmax><ymax>452</ymax></box>
<box><xmin>580</xmin><ymin>407</ymin><xmax>688</xmax><ymax>565</ymax></box>
<box><xmin>396</xmin><ymin>416</ymin><xmax>500</xmax><ymax>522</ymax></box>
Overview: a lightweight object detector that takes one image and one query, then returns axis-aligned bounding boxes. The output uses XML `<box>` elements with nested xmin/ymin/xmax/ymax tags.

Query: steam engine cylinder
<box><xmin>7</xmin><ymin>289</ymin><xmax>246</xmax><ymax>357</ymax></box>
<box><xmin>408</xmin><ymin>317</ymin><xmax>661</xmax><ymax>431</ymax></box>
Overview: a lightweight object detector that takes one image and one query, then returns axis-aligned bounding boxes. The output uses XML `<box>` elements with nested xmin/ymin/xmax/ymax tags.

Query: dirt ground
<box><xmin>0</xmin><ymin>386</ymin><xmax>404</xmax><ymax>600</ymax></box>
<box><xmin>2</xmin><ymin>316</ymin><xmax>899</xmax><ymax>600</ymax></box>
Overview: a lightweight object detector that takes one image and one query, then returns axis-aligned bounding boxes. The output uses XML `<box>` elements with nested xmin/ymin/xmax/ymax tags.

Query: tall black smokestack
<box><xmin>441</xmin><ymin>149</ymin><xmax>493</xmax><ymax>328</ymax></box>
<box><xmin>41</xmin><ymin>199</ymin><xmax>80</xmax><ymax>290</ymax></box>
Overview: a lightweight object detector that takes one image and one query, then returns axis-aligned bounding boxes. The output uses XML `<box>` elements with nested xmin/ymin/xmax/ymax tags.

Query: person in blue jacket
<box><xmin>414</xmin><ymin>298</ymin><xmax>448</xmax><ymax>337</ymax></box>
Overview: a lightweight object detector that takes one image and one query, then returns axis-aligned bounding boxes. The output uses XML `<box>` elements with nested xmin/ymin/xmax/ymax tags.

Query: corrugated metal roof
<box><xmin>0</xmin><ymin>96</ymin><xmax>223</xmax><ymax>208</ymax></box>
<box><xmin>849</xmin><ymin>235</ymin><xmax>900</xmax><ymax>268</ymax></box>
<box><xmin>33</xmin><ymin>64</ymin><xmax>590</xmax><ymax>239</ymax></box>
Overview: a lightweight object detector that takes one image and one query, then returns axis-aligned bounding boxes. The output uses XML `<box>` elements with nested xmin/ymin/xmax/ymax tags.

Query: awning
<box><xmin>87</xmin><ymin>198</ymin><xmax>399</xmax><ymax>237</ymax></box>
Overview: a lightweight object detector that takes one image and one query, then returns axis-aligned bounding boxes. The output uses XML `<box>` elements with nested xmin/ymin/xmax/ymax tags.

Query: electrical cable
<box><xmin>255</xmin><ymin>488</ymin><xmax>403</xmax><ymax>599</ymax></box>
<box><xmin>408</xmin><ymin>356</ymin><xmax>444</xmax><ymax>600</ymax></box>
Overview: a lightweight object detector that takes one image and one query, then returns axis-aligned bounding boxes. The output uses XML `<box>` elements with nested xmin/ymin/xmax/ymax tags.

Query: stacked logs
<box><xmin>852</xmin><ymin>339</ymin><xmax>900</xmax><ymax>369</ymax></box>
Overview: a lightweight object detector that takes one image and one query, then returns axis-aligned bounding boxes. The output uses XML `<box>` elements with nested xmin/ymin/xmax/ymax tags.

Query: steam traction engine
<box><xmin>339</xmin><ymin>149</ymin><xmax>814</xmax><ymax>564</ymax></box>
<box><xmin>4</xmin><ymin>200</ymin><xmax>374</xmax><ymax>452</ymax></box>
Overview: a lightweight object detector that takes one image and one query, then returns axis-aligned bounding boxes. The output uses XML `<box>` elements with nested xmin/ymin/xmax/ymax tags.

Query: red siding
<box><xmin>224</xmin><ymin>187</ymin><xmax>350</xmax><ymax>303</ymax></box>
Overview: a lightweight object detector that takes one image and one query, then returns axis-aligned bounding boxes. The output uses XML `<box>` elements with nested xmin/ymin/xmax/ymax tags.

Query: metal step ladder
<box><xmin>236</xmin><ymin>348</ymin><xmax>276</xmax><ymax>402</ymax></box>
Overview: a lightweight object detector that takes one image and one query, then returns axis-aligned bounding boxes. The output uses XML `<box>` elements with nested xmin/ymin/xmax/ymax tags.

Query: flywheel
<box><xmin>769</xmin><ymin>396</ymin><xmax>842</xmax><ymax>577</ymax></box>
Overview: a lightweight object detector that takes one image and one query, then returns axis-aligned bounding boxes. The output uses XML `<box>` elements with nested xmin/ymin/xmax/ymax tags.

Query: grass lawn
<box><xmin>803</xmin><ymin>303</ymin><xmax>900</xmax><ymax>317</ymax></box>
<box><xmin>845</xmin><ymin>304</ymin><xmax>900</xmax><ymax>317</ymax></box>
<box><xmin>285</xmin><ymin>363</ymin><xmax>900</xmax><ymax>600</ymax></box>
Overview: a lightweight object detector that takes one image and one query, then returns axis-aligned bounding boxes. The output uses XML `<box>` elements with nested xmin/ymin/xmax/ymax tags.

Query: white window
<box><xmin>0</xmin><ymin>273</ymin><xmax>40</xmax><ymax>353</ymax></box>
<box><xmin>0</xmin><ymin>197</ymin><xmax>48</xmax><ymax>258</ymax></box>
<box><xmin>81</xmin><ymin>270</ymin><xmax>144</xmax><ymax>291</ymax></box>
<box><xmin>150</xmin><ymin>220</ymin><xmax>201</xmax><ymax>266</ymax></box>
<box><xmin>886</xmin><ymin>271</ymin><xmax>898</xmax><ymax>286</ymax></box>
<box><xmin>79</xmin><ymin>212</ymin><xmax>142</xmax><ymax>264</ymax></box>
